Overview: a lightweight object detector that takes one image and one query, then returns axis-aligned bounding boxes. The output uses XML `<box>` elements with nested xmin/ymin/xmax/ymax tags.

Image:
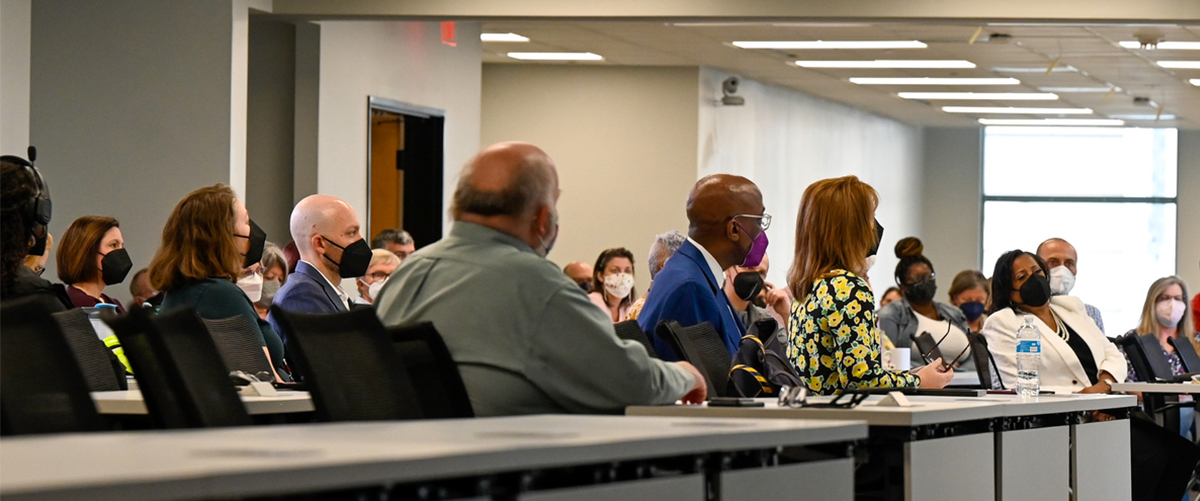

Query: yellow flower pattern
<box><xmin>787</xmin><ymin>269</ymin><xmax>920</xmax><ymax>395</ymax></box>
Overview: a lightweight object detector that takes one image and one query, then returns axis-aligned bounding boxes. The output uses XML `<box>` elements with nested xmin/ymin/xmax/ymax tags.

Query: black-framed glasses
<box><xmin>918</xmin><ymin>322</ymin><xmax>970</xmax><ymax>370</ymax></box>
<box><xmin>732</xmin><ymin>213</ymin><xmax>772</xmax><ymax>231</ymax></box>
<box><xmin>777</xmin><ymin>386</ymin><xmax>868</xmax><ymax>409</ymax></box>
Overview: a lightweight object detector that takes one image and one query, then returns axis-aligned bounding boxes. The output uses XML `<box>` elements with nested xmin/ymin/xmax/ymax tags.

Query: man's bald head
<box><xmin>290</xmin><ymin>195</ymin><xmax>359</xmax><ymax>255</ymax></box>
<box><xmin>685</xmin><ymin>174</ymin><xmax>765</xmax><ymax>270</ymax></box>
<box><xmin>452</xmin><ymin>142</ymin><xmax>557</xmax><ymax>220</ymax></box>
<box><xmin>1037</xmin><ymin>237</ymin><xmax>1078</xmax><ymax>275</ymax></box>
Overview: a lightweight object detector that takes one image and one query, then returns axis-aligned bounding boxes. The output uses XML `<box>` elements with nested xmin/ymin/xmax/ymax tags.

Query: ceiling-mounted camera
<box><xmin>721</xmin><ymin>76</ymin><xmax>744</xmax><ymax>106</ymax></box>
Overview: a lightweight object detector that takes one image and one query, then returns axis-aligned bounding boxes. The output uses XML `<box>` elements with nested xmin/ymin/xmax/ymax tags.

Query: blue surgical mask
<box><xmin>960</xmin><ymin>301</ymin><xmax>985</xmax><ymax>321</ymax></box>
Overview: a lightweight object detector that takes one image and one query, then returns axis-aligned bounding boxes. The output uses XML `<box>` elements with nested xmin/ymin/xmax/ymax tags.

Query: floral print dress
<box><xmin>787</xmin><ymin>269</ymin><xmax>920</xmax><ymax>395</ymax></box>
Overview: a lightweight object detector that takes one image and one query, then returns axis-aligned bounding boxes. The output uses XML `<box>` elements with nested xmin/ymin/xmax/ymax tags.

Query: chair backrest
<box><xmin>271</xmin><ymin>305</ymin><xmax>423</xmax><ymax>422</ymax></box>
<box><xmin>388</xmin><ymin>322</ymin><xmax>474</xmax><ymax>419</ymax></box>
<box><xmin>968</xmin><ymin>332</ymin><xmax>993</xmax><ymax>390</ymax></box>
<box><xmin>1116</xmin><ymin>331</ymin><xmax>1171</xmax><ymax>382</ymax></box>
<box><xmin>1135</xmin><ymin>332</ymin><xmax>1181</xmax><ymax>382</ymax></box>
<box><xmin>1168</xmin><ymin>336</ymin><xmax>1200</xmax><ymax>374</ymax></box>
<box><xmin>201</xmin><ymin>315</ymin><xmax>275</xmax><ymax>378</ymax></box>
<box><xmin>656</xmin><ymin>321</ymin><xmax>730</xmax><ymax>398</ymax></box>
<box><xmin>1</xmin><ymin>295</ymin><xmax>107</xmax><ymax>435</ymax></box>
<box><xmin>107</xmin><ymin>307</ymin><xmax>252</xmax><ymax>428</ymax></box>
<box><xmin>51</xmin><ymin>308</ymin><xmax>126</xmax><ymax>391</ymax></box>
<box><xmin>614</xmin><ymin>319</ymin><xmax>657</xmax><ymax>358</ymax></box>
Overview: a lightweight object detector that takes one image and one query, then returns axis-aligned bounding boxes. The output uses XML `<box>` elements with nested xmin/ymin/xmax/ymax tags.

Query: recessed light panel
<box><xmin>1037</xmin><ymin>87</ymin><xmax>1120</xmax><ymax>93</ymax></box>
<box><xmin>481</xmin><ymin>33</ymin><xmax>530</xmax><ymax>42</ymax></box>
<box><xmin>899</xmin><ymin>92</ymin><xmax>1059</xmax><ymax>100</ymax></box>
<box><xmin>851</xmin><ymin>77</ymin><xmax>1019</xmax><ymax>85</ymax></box>
<box><xmin>795</xmin><ymin>60</ymin><xmax>975</xmax><ymax>68</ymax></box>
<box><xmin>978</xmin><ymin>118</ymin><xmax>1124</xmax><ymax>126</ymax></box>
<box><xmin>733</xmin><ymin>40</ymin><xmax>927</xmax><ymax>49</ymax></box>
<box><xmin>506</xmin><ymin>52</ymin><xmax>603</xmax><ymax>61</ymax></box>
<box><xmin>1157</xmin><ymin>61</ymin><xmax>1200</xmax><ymax>69</ymax></box>
<box><xmin>1191</xmin><ymin>79</ymin><xmax>1200</xmax><ymax>86</ymax></box>
<box><xmin>943</xmin><ymin>106</ymin><xmax>1092</xmax><ymax>114</ymax></box>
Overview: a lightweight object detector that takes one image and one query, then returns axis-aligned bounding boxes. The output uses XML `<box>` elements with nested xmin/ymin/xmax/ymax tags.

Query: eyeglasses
<box><xmin>240</xmin><ymin>267</ymin><xmax>265</xmax><ymax>279</ymax></box>
<box><xmin>904</xmin><ymin>273</ymin><xmax>936</xmax><ymax>286</ymax></box>
<box><xmin>732</xmin><ymin>213</ymin><xmax>772</xmax><ymax>231</ymax></box>
<box><xmin>777</xmin><ymin>386</ymin><xmax>868</xmax><ymax>409</ymax></box>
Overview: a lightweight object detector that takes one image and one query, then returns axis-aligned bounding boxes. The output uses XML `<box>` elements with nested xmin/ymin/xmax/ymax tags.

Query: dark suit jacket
<box><xmin>267</xmin><ymin>260</ymin><xmax>348</xmax><ymax>345</ymax></box>
<box><xmin>636</xmin><ymin>239</ymin><xmax>745</xmax><ymax>361</ymax></box>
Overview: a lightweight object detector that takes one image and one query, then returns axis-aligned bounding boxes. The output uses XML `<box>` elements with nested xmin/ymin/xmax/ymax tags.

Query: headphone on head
<box><xmin>1</xmin><ymin>146</ymin><xmax>52</xmax><ymax>231</ymax></box>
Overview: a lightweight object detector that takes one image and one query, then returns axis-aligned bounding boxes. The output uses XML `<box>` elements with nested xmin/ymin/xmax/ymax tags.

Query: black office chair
<box><xmin>52</xmin><ymin>308</ymin><xmax>127</xmax><ymax>391</ymax></box>
<box><xmin>614</xmin><ymin>319</ymin><xmax>658</xmax><ymax>358</ymax></box>
<box><xmin>968</xmin><ymin>332</ymin><xmax>996</xmax><ymax>390</ymax></box>
<box><xmin>1168</xmin><ymin>336</ymin><xmax>1200</xmax><ymax>374</ymax></box>
<box><xmin>272</xmin><ymin>305</ymin><xmax>424</xmax><ymax>422</ymax></box>
<box><xmin>1</xmin><ymin>295</ymin><xmax>108</xmax><ymax>435</ymax></box>
<box><xmin>202</xmin><ymin>315</ymin><xmax>277</xmax><ymax>379</ymax></box>
<box><xmin>106</xmin><ymin>306</ymin><xmax>252</xmax><ymax>429</ymax></box>
<box><xmin>656</xmin><ymin>321</ymin><xmax>731</xmax><ymax>398</ymax></box>
<box><xmin>388</xmin><ymin>322</ymin><xmax>474</xmax><ymax>419</ymax></box>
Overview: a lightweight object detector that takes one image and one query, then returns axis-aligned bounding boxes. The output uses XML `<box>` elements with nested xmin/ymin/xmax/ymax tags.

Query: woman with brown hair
<box><xmin>589</xmin><ymin>247</ymin><xmax>637</xmax><ymax>322</ymax></box>
<box><xmin>58</xmin><ymin>216</ymin><xmax>132</xmax><ymax>312</ymax></box>
<box><xmin>948</xmin><ymin>269</ymin><xmax>990</xmax><ymax>333</ymax></box>
<box><xmin>149</xmin><ymin>184</ymin><xmax>286</xmax><ymax>381</ymax></box>
<box><xmin>786</xmin><ymin>176</ymin><xmax>951</xmax><ymax>394</ymax></box>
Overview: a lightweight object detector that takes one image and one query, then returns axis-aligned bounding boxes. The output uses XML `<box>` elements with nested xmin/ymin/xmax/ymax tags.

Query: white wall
<box><xmin>29</xmin><ymin>0</ymin><xmax>240</xmax><ymax>302</ymax></box>
<box><xmin>698</xmin><ymin>67</ymin><xmax>925</xmax><ymax>297</ymax></box>
<box><xmin>247</xmin><ymin>16</ymin><xmax>297</xmax><ymax>243</ymax></box>
<box><xmin>480</xmin><ymin>64</ymin><xmax>700</xmax><ymax>295</ymax></box>
<box><xmin>0</xmin><ymin>0</ymin><xmax>31</xmax><ymax>155</ymax></box>
<box><xmin>315</xmin><ymin>20</ymin><xmax>481</xmax><ymax>234</ymax></box>
<box><xmin>920</xmin><ymin>127</ymin><xmax>984</xmax><ymax>286</ymax></box>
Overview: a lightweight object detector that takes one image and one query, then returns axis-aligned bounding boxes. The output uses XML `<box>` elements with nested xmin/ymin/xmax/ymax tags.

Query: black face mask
<box><xmin>1018</xmin><ymin>274</ymin><xmax>1052</xmax><ymax>308</ymax></box>
<box><xmin>99</xmin><ymin>248</ymin><xmax>133</xmax><ymax>286</ymax></box>
<box><xmin>733</xmin><ymin>271</ymin><xmax>765</xmax><ymax>302</ymax></box>
<box><xmin>867</xmin><ymin>219</ymin><xmax>884</xmax><ymax>257</ymax></box>
<box><xmin>235</xmin><ymin>220</ymin><xmax>267</xmax><ymax>268</ymax></box>
<box><xmin>322</xmin><ymin>236</ymin><xmax>372</xmax><ymax>278</ymax></box>
<box><xmin>904</xmin><ymin>278</ymin><xmax>937</xmax><ymax>304</ymax></box>
<box><xmin>579</xmin><ymin>280</ymin><xmax>593</xmax><ymax>293</ymax></box>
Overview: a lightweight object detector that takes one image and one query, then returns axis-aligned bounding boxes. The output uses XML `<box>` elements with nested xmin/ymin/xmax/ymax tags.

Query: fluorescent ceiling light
<box><xmin>481</xmin><ymin>33</ymin><xmax>529</xmax><ymax>42</ymax></box>
<box><xmin>991</xmin><ymin>65</ymin><xmax>1077</xmax><ymax>73</ymax></box>
<box><xmin>506</xmin><ymin>52</ymin><xmax>603</xmax><ymax>61</ymax></box>
<box><xmin>851</xmin><ymin>77</ymin><xmax>1019</xmax><ymax>85</ymax></box>
<box><xmin>733</xmin><ymin>40</ymin><xmax>927</xmax><ymax>49</ymax></box>
<box><xmin>943</xmin><ymin>106</ymin><xmax>1092</xmax><ymax>114</ymax></box>
<box><xmin>1191</xmin><ymin>79</ymin><xmax>1200</xmax><ymax>86</ymax></box>
<box><xmin>1157</xmin><ymin>61</ymin><xmax>1200</xmax><ymax>69</ymax></box>
<box><xmin>899</xmin><ymin>92</ymin><xmax>1059</xmax><ymax>100</ymax></box>
<box><xmin>1110</xmin><ymin>114</ymin><xmax>1177</xmax><ymax>120</ymax></box>
<box><xmin>1037</xmin><ymin>87</ymin><xmax>1120</xmax><ymax>93</ymax></box>
<box><xmin>978</xmin><ymin>118</ymin><xmax>1125</xmax><ymax>126</ymax></box>
<box><xmin>795</xmin><ymin>60</ymin><xmax>974</xmax><ymax>68</ymax></box>
<box><xmin>1121</xmin><ymin>41</ymin><xmax>1200</xmax><ymax>50</ymax></box>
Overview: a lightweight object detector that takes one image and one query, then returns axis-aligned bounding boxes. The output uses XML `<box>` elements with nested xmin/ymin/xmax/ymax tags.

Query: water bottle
<box><xmin>1016</xmin><ymin>315</ymin><xmax>1041</xmax><ymax>398</ymax></box>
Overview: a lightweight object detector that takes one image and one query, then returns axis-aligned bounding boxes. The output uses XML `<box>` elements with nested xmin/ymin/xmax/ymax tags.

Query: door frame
<box><xmin>365</xmin><ymin>96</ymin><xmax>445</xmax><ymax>242</ymax></box>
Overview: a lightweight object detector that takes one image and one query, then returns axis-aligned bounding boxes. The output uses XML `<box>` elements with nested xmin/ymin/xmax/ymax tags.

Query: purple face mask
<box><xmin>735</xmin><ymin>221</ymin><xmax>769</xmax><ymax>268</ymax></box>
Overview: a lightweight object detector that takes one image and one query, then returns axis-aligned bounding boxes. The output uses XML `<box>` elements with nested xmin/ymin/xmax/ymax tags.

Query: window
<box><xmin>982</xmin><ymin>127</ymin><xmax>1178</xmax><ymax>335</ymax></box>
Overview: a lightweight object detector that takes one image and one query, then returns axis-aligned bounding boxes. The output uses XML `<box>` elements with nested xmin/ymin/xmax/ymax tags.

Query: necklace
<box><xmin>1051</xmin><ymin>311</ymin><xmax>1069</xmax><ymax>342</ymax></box>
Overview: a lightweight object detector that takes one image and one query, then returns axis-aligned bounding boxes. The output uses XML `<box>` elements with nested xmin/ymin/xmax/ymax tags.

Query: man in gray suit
<box><xmin>374</xmin><ymin>141</ymin><xmax>706</xmax><ymax>416</ymax></box>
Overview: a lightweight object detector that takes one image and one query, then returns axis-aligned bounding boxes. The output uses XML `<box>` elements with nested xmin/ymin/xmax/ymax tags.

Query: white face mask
<box><xmin>1048</xmin><ymin>266</ymin><xmax>1075</xmax><ymax>296</ymax></box>
<box><xmin>603</xmin><ymin>272</ymin><xmax>634</xmax><ymax>300</ymax></box>
<box><xmin>237</xmin><ymin>273</ymin><xmax>263</xmax><ymax>302</ymax></box>
<box><xmin>367</xmin><ymin>277</ymin><xmax>388</xmax><ymax>303</ymax></box>
<box><xmin>864</xmin><ymin>255</ymin><xmax>877</xmax><ymax>271</ymax></box>
<box><xmin>1156</xmin><ymin>298</ymin><xmax>1187</xmax><ymax>328</ymax></box>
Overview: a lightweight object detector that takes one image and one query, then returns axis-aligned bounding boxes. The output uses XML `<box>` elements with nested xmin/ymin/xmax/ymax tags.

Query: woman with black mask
<box><xmin>877</xmin><ymin>237</ymin><xmax>975</xmax><ymax>372</ymax></box>
<box><xmin>981</xmin><ymin>249</ymin><xmax>1123</xmax><ymax>393</ymax></box>
<box><xmin>57</xmin><ymin>216</ymin><xmax>133</xmax><ymax>312</ymax></box>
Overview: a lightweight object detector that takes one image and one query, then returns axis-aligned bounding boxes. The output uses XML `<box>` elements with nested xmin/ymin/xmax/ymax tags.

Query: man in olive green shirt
<box><xmin>374</xmin><ymin>142</ymin><xmax>705</xmax><ymax>416</ymax></box>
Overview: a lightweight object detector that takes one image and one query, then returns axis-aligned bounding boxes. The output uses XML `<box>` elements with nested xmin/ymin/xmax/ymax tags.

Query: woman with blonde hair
<box><xmin>1124</xmin><ymin>276</ymin><xmax>1196</xmax><ymax>382</ymax></box>
<box><xmin>786</xmin><ymin>176</ymin><xmax>952</xmax><ymax>394</ymax></box>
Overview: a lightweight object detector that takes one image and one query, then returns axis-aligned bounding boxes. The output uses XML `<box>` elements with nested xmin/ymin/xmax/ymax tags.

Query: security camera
<box><xmin>721</xmin><ymin>76</ymin><xmax>744</xmax><ymax>106</ymax></box>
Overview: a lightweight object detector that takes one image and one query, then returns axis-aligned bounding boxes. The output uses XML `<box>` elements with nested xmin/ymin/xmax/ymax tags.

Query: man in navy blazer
<box><xmin>638</xmin><ymin>174</ymin><xmax>770</xmax><ymax>361</ymax></box>
<box><xmin>268</xmin><ymin>194</ymin><xmax>370</xmax><ymax>344</ymax></box>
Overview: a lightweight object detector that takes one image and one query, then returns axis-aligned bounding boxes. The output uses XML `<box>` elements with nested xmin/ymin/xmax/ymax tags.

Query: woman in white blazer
<box><xmin>982</xmin><ymin>250</ymin><xmax>1126</xmax><ymax>393</ymax></box>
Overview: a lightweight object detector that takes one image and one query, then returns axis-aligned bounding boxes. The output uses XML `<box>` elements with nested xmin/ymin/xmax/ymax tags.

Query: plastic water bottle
<box><xmin>1016</xmin><ymin>315</ymin><xmax>1041</xmax><ymax>398</ymax></box>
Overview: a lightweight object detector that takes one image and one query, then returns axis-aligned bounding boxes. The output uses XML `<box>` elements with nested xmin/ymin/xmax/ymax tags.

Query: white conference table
<box><xmin>90</xmin><ymin>390</ymin><xmax>315</xmax><ymax>415</ymax></box>
<box><xmin>1111</xmin><ymin>382</ymin><xmax>1200</xmax><ymax>393</ymax></box>
<box><xmin>0</xmin><ymin>414</ymin><xmax>867</xmax><ymax>501</ymax></box>
<box><xmin>630</xmin><ymin>393</ymin><xmax>1136</xmax><ymax>501</ymax></box>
